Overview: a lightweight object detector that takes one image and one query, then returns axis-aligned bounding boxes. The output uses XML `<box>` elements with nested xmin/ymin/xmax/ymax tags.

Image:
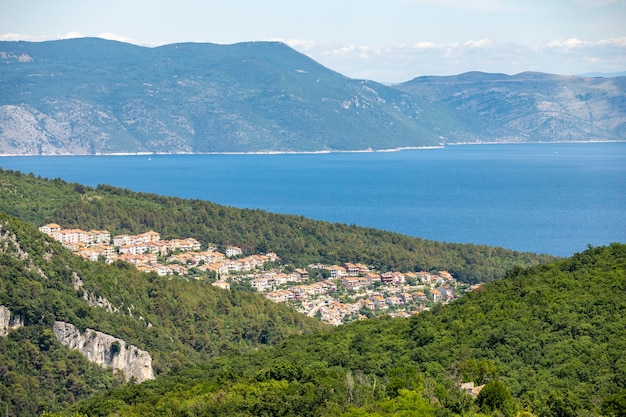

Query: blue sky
<box><xmin>1</xmin><ymin>0</ymin><xmax>625</xmax><ymax>82</ymax></box>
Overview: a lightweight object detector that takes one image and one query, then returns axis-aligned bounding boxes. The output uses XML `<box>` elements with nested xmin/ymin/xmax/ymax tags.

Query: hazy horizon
<box><xmin>2</xmin><ymin>0</ymin><xmax>625</xmax><ymax>83</ymax></box>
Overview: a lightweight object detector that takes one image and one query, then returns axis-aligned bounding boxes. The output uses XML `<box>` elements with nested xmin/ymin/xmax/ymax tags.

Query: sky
<box><xmin>1</xmin><ymin>0</ymin><xmax>625</xmax><ymax>83</ymax></box>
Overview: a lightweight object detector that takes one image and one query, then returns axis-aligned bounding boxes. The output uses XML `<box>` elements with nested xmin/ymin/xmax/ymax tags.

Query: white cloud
<box><xmin>283</xmin><ymin>36</ymin><xmax>626</xmax><ymax>82</ymax></box>
<box><xmin>0</xmin><ymin>33</ymin><xmax>27</xmax><ymax>41</ymax></box>
<box><xmin>0</xmin><ymin>31</ymin><xmax>84</xmax><ymax>42</ymax></box>
<box><xmin>97</xmin><ymin>32</ymin><xmax>142</xmax><ymax>44</ymax></box>
<box><xmin>61</xmin><ymin>31</ymin><xmax>84</xmax><ymax>39</ymax></box>
<box><xmin>547</xmin><ymin>37</ymin><xmax>586</xmax><ymax>48</ymax></box>
<box><xmin>546</xmin><ymin>36</ymin><xmax>626</xmax><ymax>49</ymax></box>
<box><xmin>0</xmin><ymin>33</ymin><xmax>53</xmax><ymax>42</ymax></box>
<box><xmin>600</xmin><ymin>37</ymin><xmax>626</xmax><ymax>47</ymax></box>
<box><xmin>272</xmin><ymin>38</ymin><xmax>325</xmax><ymax>51</ymax></box>
<box><xmin>464</xmin><ymin>38</ymin><xmax>494</xmax><ymax>49</ymax></box>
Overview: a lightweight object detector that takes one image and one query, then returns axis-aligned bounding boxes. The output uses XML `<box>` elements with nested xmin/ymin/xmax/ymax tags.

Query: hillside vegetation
<box><xmin>1</xmin><ymin>39</ymin><xmax>624</xmax><ymax>155</ymax></box>
<box><xmin>0</xmin><ymin>168</ymin><xmax>622</xmax><ymax>416</ymax></box>
<box><xmin>61</xmin><ymin>243</ymin><xmax>626</xmax><ymax>416</ymax></box>
<box><xmin>0</xmin><ymin>168</ymin><xmax>555</xmax><ymax>282</ymax></box>
<box><xmin>0</xmin><ymin>211</ymin><xmax>326</xmax><ymax>416</ymax></box>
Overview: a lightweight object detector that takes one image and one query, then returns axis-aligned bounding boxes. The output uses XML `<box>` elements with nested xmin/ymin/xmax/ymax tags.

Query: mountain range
<box><xmin>1</xmin><ymin>38</ymin><xmax>624</xmax><ymax>155</ymax></box>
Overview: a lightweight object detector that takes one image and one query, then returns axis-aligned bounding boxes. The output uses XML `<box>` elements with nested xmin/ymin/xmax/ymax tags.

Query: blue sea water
<box><xmin>1</xmin><ymin>142</ymin><xmax>624</xmax><ymax>257</ymax></box>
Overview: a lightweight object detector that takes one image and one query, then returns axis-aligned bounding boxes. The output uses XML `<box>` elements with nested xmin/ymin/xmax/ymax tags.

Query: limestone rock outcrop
<box><xmin>53</xmin><ymin>321</ymin><xmax>154</xmax><ymax>382</ymax></box>
<box><xmin>0</xmin><ymin>305</ymin><xmax>23</xmax><ymax>337</ymax></box>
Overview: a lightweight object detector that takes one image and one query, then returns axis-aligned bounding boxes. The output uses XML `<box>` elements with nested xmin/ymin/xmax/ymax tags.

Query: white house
<box><xmin>225</xmin><ymin>246</ymin><xmax>243</xmax><ymax>257</ymax></box>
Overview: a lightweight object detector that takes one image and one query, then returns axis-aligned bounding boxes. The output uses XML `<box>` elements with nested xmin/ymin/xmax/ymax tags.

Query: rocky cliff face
<box><xmin>396</xmin><ymin>72</ymin><xmax>626</xmax><ymax>143</ymax></box>
<box><xmin>53</xmin><ymin>321</ymin><xmax>154</xmax><ymax>382</ymax></box>
<box><xmin>0</xmin><ymin>305</ymin><xmax>23</xmax><ymax>337</ymax></box>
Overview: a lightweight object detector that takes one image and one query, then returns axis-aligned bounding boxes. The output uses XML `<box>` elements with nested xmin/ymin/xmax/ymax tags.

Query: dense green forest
<box><xmin>0</xmin><ymin>168</ymin><xmax>555</xmax><ymax>282</ymax></box>
<box><xmin>59</xmin><ymin>243</ymin><xmax>626</xmax><ymax>416</ymax></box>
<box><xmin>0</xmin><ymin>211</ymin><xmax>325</xmax><ymax>415</ymax></box>
<box><xmin>2</xmin><ymin>167</ymin><xmax>622</xmax><ymax>416</ymax></box>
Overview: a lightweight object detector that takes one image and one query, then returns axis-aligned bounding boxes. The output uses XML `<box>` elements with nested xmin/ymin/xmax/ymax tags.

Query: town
<box><xmin>39</xmin><ymin>223</ymin><xmax>475</xmax><ymax>325</ymax></box>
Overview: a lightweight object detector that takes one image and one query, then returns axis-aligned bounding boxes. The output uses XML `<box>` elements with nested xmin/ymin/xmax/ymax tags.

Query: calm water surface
<box><xmin>1</xmin><ymin>142</ymin><xmax>624</xmax><ymax>257</ymax></box>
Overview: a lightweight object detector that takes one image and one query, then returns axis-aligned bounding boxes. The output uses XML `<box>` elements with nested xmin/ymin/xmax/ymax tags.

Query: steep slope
<box><xmin>66</xmin><ymin>243</ymin><xmax>626</xmax><ymax>417</ymax></box>
<box><xmin>396</xmin><ymin>71</ymin><xmax>626</xmax><ymax>142</ymax></box>
<box><xmin>0</xmin><ymin>211</ymin><xmax>325</xmax><ymax>415</ymax></box>
<box><xmin>0</xmin><ymin>38</ymin><xmax>439</xmax><ymax>154</ymax></box>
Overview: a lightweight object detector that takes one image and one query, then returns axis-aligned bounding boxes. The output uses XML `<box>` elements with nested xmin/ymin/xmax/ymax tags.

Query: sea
<box><xmin>1</xmin><ymin>142</ymin><xmax>624</xmax><ymax>257</ymax></box>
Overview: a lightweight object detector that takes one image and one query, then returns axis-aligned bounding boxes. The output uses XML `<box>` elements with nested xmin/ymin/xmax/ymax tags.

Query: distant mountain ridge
<box><xmin>0</xmin><ymin>38</ymin><xmax>624</xmax><ymax>155</ymax></box>
<box><xmin>578</xmin><ymin>71</ymin><xmax>626</xmax><ymax>78</ymax></box>
<box><xmin>396</xmin><ymin>71</ymin><xmax>626</xmax><ymax>143</ymax></box>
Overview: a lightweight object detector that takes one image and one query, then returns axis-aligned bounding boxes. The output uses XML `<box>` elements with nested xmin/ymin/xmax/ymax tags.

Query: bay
<box><xmin>1</xmin><ymin>142</ymin><xmax>624</xmax><ymax>257</ymax></box>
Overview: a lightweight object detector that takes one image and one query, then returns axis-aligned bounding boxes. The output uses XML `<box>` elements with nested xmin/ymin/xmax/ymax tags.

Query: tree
<box><xmin>109</xmin><ymin>341</ymin><xmax>121</xmax><ymax>357</ymax></box>
<box><xmin>475</xmin><ymin>380</ymin><xmax>516</xmax><ymax>417</ymax></box>
<box><xmin>458</xmin><ymin>359</ymin><xmax>498</xmax><ymax>385</ymax></box>
<box><xmin>602</xmin><ymin>390</ymin><xmax>626</xmax><ymax>417</ymax></box>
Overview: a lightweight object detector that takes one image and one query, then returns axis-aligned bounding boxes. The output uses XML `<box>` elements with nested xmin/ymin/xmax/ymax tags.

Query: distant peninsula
<box><xmin>1</xmin><ymin>38</ymin><xmax>624</xmax><ymax>155</ymax></box>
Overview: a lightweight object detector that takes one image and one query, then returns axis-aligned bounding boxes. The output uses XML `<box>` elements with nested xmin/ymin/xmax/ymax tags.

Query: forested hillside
<box><xmin>0</xmin><ymin>168</ymin><xmax>555</xmax><ymax>282</ymax></box>
<box><xmin>63</xmin><ymin>243</ymin><xmax>626</xmax><ymax>417</ymax></box>
<box><xmin>0</xmin><ymin>167</ymin><xmax>622</xmax><ymax>416</ymax></box>
<box><xmin>0</xmin><ymin>211</ymin><xmax>325</xmax><ymax>416</ymax></box>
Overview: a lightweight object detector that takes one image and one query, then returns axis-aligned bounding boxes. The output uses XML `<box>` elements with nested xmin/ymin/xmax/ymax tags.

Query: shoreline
<box><xmin>0</xmin><ymin>146</ymin><xmax>443</xmax><ymax>157</ymax></box>
<box><xmin>444</xmin><ymin>139</ymin><xmax>625</xmax><ymax>146</ymax></box>
<box><xmin>0</xmin><ymin>140</ymin><xmax>623</xmax><ymax>157</ymax></box>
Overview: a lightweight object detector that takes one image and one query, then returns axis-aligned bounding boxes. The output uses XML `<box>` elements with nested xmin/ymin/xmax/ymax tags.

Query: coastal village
<box><xmin>39</xmin><ymin>223</ymin><xmax>473</xmax><ymax>325</ymax></box>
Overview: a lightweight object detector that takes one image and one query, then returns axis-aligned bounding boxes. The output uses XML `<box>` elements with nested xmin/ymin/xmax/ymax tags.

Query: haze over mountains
<box><xmin>0</xmin><ymin>38</ymin><xmax>624</xmax><ymax>155</ymax></box>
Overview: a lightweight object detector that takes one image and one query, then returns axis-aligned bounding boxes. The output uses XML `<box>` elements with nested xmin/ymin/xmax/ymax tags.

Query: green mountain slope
<box><xmin>0</xmin><ymin>168</ymin><xmax>555</xmax><ymax>282</ymax></box>
<box><xmin>0</xmin><ymin>168</ymin><xmax>620</xmax><ymax>416</ymax></box>
<box><xmin>65</xmin><ymin>243</ymin><xmax>626</xmax><ymax>417</ymax></box>
<box><xmin>0</xmin><ymin>211</ymin><xmax>325</xmax><ymax>415</ymax></box>
<box><xmin>0</xmin><ymin>38</ymin><xmax>440</xmax><ymax>154</ymax></box>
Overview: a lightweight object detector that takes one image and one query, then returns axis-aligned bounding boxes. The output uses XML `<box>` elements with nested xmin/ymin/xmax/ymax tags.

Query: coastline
<box><xmin>445</xmin><ymin>139</ymin><xmax>625</xmax><ymax>146</ymax></box>
<box><xmin>0</xmin><ymin>140</ymin><xmax>624</xmax><ymax>157</ymax></box>
<box><xmin>0</xmin><ymin>145</ymin><xmax>444</xmax><ymax>157</ymax></box>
